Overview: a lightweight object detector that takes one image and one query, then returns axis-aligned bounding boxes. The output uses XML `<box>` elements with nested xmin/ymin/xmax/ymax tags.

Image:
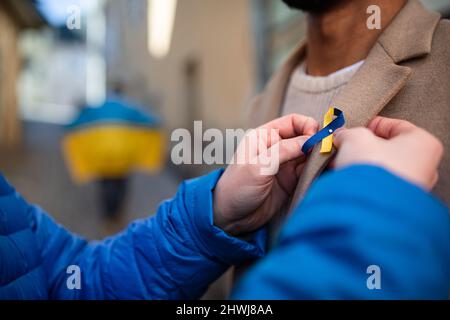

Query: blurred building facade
<box><xmin>104</xmin><ymin>0</ymin><xmax>449</xmax><ymax>133</ymax></box>
<box><xmin>19</xmin><ymin>28</ymin><xmax>86</xmax><ymax>124</ymax></box>
<box><xmin>103</xmin><ymin>0</ymin><xmax>305</xmax><ymax>178</ymax></box>
<box><xmin>105</xmin><ymin>0</ymin><xmax>259</xmax><ymax>133</ymax></box>
<box><xmin>0</xmin><ymin>0</ymin><xmax>45</xmax><ymax>147</ymax></box>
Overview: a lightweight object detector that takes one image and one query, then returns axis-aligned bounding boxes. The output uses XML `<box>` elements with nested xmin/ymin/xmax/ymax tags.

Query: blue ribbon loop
<box><xmin>301</xmin><ymin>108</ymin><xmax>345</xmax><ymax>155</ymax></box>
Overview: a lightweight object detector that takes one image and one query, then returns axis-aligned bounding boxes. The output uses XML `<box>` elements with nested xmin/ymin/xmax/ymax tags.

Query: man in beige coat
<box><xmin>247</xmin><ymin>0</ymin><xmax>450</xmax><ymax>209</ymax></box>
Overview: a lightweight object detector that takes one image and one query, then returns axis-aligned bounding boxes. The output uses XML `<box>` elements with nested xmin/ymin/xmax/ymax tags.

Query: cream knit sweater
<box><xmin>282</xmin><ymin>60</ymin><xmax>365</xmax><ymax>121</ymax></box>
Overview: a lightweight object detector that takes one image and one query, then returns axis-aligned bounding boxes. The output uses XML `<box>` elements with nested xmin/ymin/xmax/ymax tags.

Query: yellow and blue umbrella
<box><xmin>62</xmin><ymin>97</ymin><xmax>165</xmax><ymax>184</ymax></box>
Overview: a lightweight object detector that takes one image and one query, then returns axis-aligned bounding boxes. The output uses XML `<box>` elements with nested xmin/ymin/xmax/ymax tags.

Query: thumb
<box><xmin>334</xmin><ymin>127</ymin><xmax>374</xmax><ymax>149</ymax></box>
<box><xmin>333</xmin><ymin>128</ymin><xmax>348</xmax><ymax>148</ymax></box>
<box><xmin>266</xmin><ymin>135</ymin><xmax>309</xmax><ymax>166</ymax></box>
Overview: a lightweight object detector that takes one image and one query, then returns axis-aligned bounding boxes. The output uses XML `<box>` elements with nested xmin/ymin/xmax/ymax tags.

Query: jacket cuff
<box><xmin>183</xmin><ymin>169</ymin><xmax>266</xmax><ymax>266</ymax></box>
<box><xmin>298</xmin><ymin>164</ymin><xmax>448</xmax><ymax>222</ymax></box>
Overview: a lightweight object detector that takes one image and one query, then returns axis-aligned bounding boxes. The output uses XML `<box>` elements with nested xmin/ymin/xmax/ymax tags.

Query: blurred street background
<box><xmin>0</xmin><ymin>0</ymin><xmax>449</xmax><ymax>298</ymax></box>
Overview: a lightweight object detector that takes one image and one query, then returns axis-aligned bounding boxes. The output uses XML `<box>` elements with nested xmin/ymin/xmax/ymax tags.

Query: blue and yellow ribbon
<box><xmin>301</xmin><ymin>107</ymin><xmax>345</xmax><ymax>155</ymax></box>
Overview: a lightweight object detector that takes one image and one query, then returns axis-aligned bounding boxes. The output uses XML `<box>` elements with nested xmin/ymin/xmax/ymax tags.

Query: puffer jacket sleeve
<box><xmin>232</xmin><ymin>165</ymin><xmax>450</xmax><ymax>300</ymax></box>
<box><xmin>30</xmin><ymin>169</ymin><xmax>266</xmax><ymax>299</ymax></box>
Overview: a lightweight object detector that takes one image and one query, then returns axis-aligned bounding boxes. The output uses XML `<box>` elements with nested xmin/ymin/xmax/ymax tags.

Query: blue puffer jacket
<box><xmin>233</xmin><ymin>166</ymin><xmax>450</xmax><ymax>299</ymax></box>
<box><xmin>0</xmin><ymin>176</ymin><xmax>49</xmax><ymax>299</ymax></box>
<box><xmin>1</xmin><ymin>166</ymin><xmax>450</xmax><ymax>299</ymax></box>
<box><xmin>0</xmin><ymin>170</ymin><xmax>265</xmax><ymax>299</ymax></box>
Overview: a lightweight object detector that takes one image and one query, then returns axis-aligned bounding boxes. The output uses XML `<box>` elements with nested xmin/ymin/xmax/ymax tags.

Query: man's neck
<box><xmin>306</xmin><ymin>0</ymin><xmax>407</xmax><ymax>76</ymax></box>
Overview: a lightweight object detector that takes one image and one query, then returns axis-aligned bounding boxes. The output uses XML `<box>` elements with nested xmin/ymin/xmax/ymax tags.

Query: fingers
<box><xmin>264</xmin><ymin>135</ymin><xmax>308</xmax><ymax>166</ymax></box>
<box><xmin>368</xmin><ymin>116</ymin><xmax>443</xmax><ymax>160</ymax></box>
<box><xmin>333</xmin><ymin>127</ymin><xmax>374</xmax><ymax>148</ymax></box>
<box><xmin>293</xmin><ymin>114</ymin><xmax>320</xmax><ymax>136</ymax></box>
<box><xmin>368</xmin><ymin>116</ymin><xmax>417</xmax><ymax>139</ymax></box>
<box><xmin>276</xmin><ymin>135</ymin><xmax>309</xmax><ymax>165</ymax></box>
<box><xmin>335</xmin><ymin>117</ymin><xmax>417</xmax><ymax>148</ymax></box>
<box><xmin>259</xmin><ymin>114</ymin><xmax>319</xmax><ymax>140</ymax></box>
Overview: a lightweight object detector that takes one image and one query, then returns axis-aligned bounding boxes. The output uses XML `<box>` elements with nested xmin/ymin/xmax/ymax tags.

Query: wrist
<box><xmin>177</xmin><ymin>169</ymin><xmax>265</xmax><ymax>266</ymax></box>
<box><xmin>212</xmin><ymin>185</ymin><xmax>237</xmax><ymax>236</ymax></box>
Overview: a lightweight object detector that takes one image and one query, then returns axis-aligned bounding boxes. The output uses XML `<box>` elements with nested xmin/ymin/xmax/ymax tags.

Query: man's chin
<box><xmin>281</xmin><ymin>0</ymin><xmax>345</xmax><ymax>14</ymax></box>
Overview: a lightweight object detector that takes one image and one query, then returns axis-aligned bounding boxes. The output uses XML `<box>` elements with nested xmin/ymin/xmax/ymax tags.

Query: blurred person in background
<box><xmin>63</xmin><ymin>83</ymin><xmax>164</xmax><ymax>232</ymax></box>
<box><xmin>248</xmin><ymin>0</ymin><xmax>450</xmax><ymax>207</ymax></box>
<box><xmin>0</xmin><ymin>114</ymin><xmax>449</xmax><ymax>299</ymax></box>
<box><xmin>97</xmin><ymin>84</ymin><xmax>131</xmax><ymax>222</ymax></box>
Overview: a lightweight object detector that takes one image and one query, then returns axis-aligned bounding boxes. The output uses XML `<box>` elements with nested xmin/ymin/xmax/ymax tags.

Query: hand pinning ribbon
<box><xmin>301</xmin><ymin>107</ymin><xmax>345</xmax><ymax>155</ymax></box>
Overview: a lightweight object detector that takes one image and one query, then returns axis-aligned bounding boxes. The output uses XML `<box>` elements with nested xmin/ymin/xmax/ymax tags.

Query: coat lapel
<box><xmin>288</xmin><ymin>45</ymin><xmax>412</xmax><ymax>210</ymax></box>
<box><xmin>247</xmin><ymin>0</ymin><xmax>442</xmax><ymax>209</ymax></box>
<box><xmin>287</xmin><ymin>0</ymin><xmax>441</xmax><ymax>209</ymax></box>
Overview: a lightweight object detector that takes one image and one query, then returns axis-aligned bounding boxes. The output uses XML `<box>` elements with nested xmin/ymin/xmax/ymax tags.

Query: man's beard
<box><xmin>281</xmin><ymin>0</ymin><xmax>345</xmax><ymax>14</ymax></box>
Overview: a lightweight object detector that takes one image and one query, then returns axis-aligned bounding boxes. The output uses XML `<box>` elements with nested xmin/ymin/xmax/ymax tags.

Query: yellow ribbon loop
<box><xmin>320</xmin><ymin>107</ymin><xmax>335</xmax><ymax>153</ymax></box>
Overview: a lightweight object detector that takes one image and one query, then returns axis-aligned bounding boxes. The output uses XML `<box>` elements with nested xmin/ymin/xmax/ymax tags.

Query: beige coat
<box><xmin>247</xmin><ymin>0</ymin><xmax>450</xmax><ymax>207</ymax></box>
